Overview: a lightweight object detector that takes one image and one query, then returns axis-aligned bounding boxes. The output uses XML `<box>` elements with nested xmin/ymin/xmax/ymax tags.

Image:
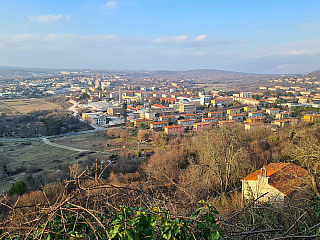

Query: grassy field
<box><xmin>0</xmin><ymin>102</ymin><xmax>13</xmax><ymax>114</ymax></box>
<box><xmin>0</xmin><ymin>141</ymin><xmax>77</xmax><ymax>192</ymax></box>
<box><xmin>0</xmin><ymin>98</ymin><xmax>61</xmax><ymax>115</ymax></box>
<box><xmin>0</xmin><ymin>131</ymin><xmax>153</xmax><ymax>192</ymax></box>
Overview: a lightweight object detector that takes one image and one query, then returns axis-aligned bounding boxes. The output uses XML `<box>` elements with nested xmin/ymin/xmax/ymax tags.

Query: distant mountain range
<box><xmin>0</xmin><ymin>66</ymin><xmax>304</xmax><ymax>81</ymax></box>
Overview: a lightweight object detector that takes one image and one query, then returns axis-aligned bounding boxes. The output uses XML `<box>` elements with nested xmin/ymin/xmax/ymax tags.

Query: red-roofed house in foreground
<box><xmin>241</xmin><ymin>163</ymin><xmax>308</xmax><ymax>202</ymax></box>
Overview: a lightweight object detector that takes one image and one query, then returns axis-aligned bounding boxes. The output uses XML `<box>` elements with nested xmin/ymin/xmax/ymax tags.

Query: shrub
<box><xmin>9</xmin><ymin>180</ymin><xmax>27</xmax><ymax>196</ymax></box>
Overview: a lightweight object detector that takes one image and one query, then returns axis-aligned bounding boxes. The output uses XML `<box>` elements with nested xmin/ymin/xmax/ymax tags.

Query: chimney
<box><xmin>261</xmin><ymin>166</ymin><xmax>267</xmax><ymax>177</ymax></box>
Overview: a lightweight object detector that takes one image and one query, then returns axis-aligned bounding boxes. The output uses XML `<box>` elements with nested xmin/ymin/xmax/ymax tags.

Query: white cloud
<box><xmin>102</xmin><ymin>34</ymin><xmax>117</xmax><ymax>40</ymax></box>
<box><xmin>258</xmin><ymin>30</ymin><xmax>266</xmax><ymax>33</ymax></box>
<box><xmin>103</xmin><ymin>1</ymin><xmax>118</xmax><ymax>10</ymax></box>
<box><xmin>66</xmin><ymin>14</ymin><xmax>72</xmax><ymax>21</ymax></box>
<box><xmin>281</xmin><ymin>49</ymin><xmax>306</xmax><ymax>55</ymax></box>
<box><xmin>195</xmin><ymin>51</ymin><xmax>206</xmax><ymax>56</ymax></box>
<box><xmin>28</xmin><ymin>15</ymin><xmax>63</xmax><ymax>24</ymax></box>
<box><xmin>298</xmin><ymin>23</ymin><xmax>318</xmax><ymax>30</ymax></box>
<box><xmin>241</xmin><ymin>39</ymin><xmax>248</xmax><ymax>43</ymax></box>
<box><xmin>0</xmin><ymin>43</ymin><xmax>4</xmax><ymax>49</ymax></box>
<box><xmin>195</xmin><ymin>34</ymin><xmax>207</xmax><ymax>42</ymax></box>
<box><xmin>154</xmin><ymin>35</ymin><xmax>188</xmax><ymax>43</ymax></box>
<box><xmin>43</xmin><ymin>33</ymin><xmax>58</xmax><ymax>41</ymax></box>
<box><xmin>11</xmin><ymin>34</ymin><xmax>32</xmax><ymax>42</ymax></box>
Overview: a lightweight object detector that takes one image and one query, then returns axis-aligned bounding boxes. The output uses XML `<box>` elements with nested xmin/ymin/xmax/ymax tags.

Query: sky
<box><xmin>0</xmin><ymin>0</ymin><xmax>320</xmax><ymax>74</ymax></box>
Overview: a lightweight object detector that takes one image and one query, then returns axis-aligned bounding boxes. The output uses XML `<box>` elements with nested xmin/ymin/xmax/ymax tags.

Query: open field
<box><xmin>52</xmin><ymin>132</ymin><xmax>144</xmax><ymax>151</ymax></box>
<box><xmin>0</xmin><ymin>139</ymin><xmax>114</xmax><ymax>192</ymax></box>
<box><xmin>0</xmin><ymin>98</ymin><xmax>61</xmax><ymax>115</ymax></box>
<box><xmin>0</xmin><ymin>102</ymin><xmax>13</xmax><ymax>114</ymax></box>
<box><xmin>0</xmin><ymin>131</ymin><xmax>154</xmax><ymax>192</ymax></box>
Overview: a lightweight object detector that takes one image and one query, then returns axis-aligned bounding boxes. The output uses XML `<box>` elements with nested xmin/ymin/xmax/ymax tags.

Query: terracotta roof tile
<box><xmin>241</xmin><ymin>163</ymin><xmax>308</xmax><ymax>196</ymax></box>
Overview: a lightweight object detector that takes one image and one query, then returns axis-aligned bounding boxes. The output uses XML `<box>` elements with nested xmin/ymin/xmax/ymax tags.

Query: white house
<box><xmin>241</xmin><ymin>163</ymin><xmax>308</xmax><ymax>202</ymax></box>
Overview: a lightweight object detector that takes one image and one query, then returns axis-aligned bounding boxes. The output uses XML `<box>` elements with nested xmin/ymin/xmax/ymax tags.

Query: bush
<box><xmin>9</xmin><ymin>180</ymin><xmax>27</xmax><ymax>196</ymax></box>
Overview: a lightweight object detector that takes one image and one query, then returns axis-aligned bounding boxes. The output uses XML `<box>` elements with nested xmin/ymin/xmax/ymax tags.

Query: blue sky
<box><xmin>0</xmin><ymin>0</ymin><xmax>320</xmax><ymax>73</ymax></box>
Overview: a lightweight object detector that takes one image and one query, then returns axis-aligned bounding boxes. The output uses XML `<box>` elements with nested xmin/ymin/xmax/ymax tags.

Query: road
<box><xmin>42</xmin><ymin>138</ymin><xmax>122</xmax><ymax>153</ymax></box>
<box><xmin>0</xmin><ymin>100</ymin><xmax>124</xmax><ymax>142</ymax></box>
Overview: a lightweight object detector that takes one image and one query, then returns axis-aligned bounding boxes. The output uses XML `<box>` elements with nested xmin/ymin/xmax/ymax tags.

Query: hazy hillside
<box><xmin>306</xmin><ymin>70</ymin><xmax>320</xmax><ymax>79</ymax></box>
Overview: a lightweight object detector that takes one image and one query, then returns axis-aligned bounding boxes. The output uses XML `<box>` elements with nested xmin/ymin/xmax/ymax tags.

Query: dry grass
<box><xmin>0</xmin><ymin>164</ymin><xmax>319</xmax><ymax>239</ymax></box>
<box><xmin>1</xmin><ymin>98</ymin><xmax>61</xmax><ymax>115</ymax></box>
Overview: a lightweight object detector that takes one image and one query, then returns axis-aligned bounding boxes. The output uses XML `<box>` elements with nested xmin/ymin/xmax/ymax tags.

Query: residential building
<box><xmin>82</xmin><ymin>113</ymin><xmax>107</xmax><ymax>125</ymax></box>
<box><xmin>150</xmin><ymin>122</ymin><xmax>168</xmax><ymax>130</ymax></box>
<box><xmin>303</xmin><ymin>114</ymin><xmax>320</xmax><ymax>122</ymax></box>
<box><xmin>276</xmin><ymin>112</ymin><xmax>292</xmax><ymax>120</ymax></box>
<box><xmin>202</xmin><ymin>117</ymin><xmax>218</xmax><ymax>123</ymax></box>
<box><xmin>211</xmin><ymin>98</ymin><xmax>234</xmax><ymax>106</ymax></box>
<box><xmin>179</xmin><ymin>104</ymin><xmax>196</xmax><ymax>113</ymax></box>
<box><xmin>245</xmin><ymin>122</ymin><xmax>265</xmax><ymax>130</ymax></box>
<box><xmin>145</xmin><ymin>111</ymin><xmax>156</xmax><ymax>119</ymax></box>
<box><xmin>266</xmin><ymin>108</ymin><xmax>280</xmax><ymax>115</ymax></box>
<box><xmin>247</xmin><ymin>117</ymin><xmax>265</xmax><ymax>123</ymax></box>
<box><xmin>241</xmin><ymin>163</ymin><xmax>308</xmax><ymax>202</ymax></box>
<box><xmin>272</xmin><ymin>119</ymin><xmax>292</xmax><ymax>127</ymax></box>
<box><xmin>134</xmin><ymin>119</ymin><xmax>153</xmax><ymax>127</ymax></box>
<box><xmin>193</xmin><ymin>122</ymin><xmax>213</xmax><ymax>131</ymax></box>
<box><xmin>228</xmin><ymin>114</ymin><xmax>244</xmax><ymax>122</ymax></box>
<box><xmin>234</xmin><ymin>97</ymin><xmax>260</xmax><ymax>106</ymax></box>
<box><xmin>227</xmin><ymin>109</ymin><xmax>240</xmax><ymax>115</ymax></box>
<box><xmin>219</xmin><ymin>120</ymin><xmax>236</xmax><ymax>127</ymax></box>
<box><xmin>244</xmin><ymin>106</ymin><xmax>257</xmax><ymax>112</ymax></box>
<box><xmin>160</xmin><ymin>115</ymin><xmax>176</xmax><ymax>122</ymax></box>
<box><xmin>248</xmin><ymin>111</ymin><xmax>263</xmax><ymax>118</ymax></box>
<box><xmin>208</xmin><ymin>112</ymin><xmax>222</xmax><ymax>118</ymax></box>
<box><xmin>151</xmin><ymin>104</ymin><xmax>166</xmax><ymax>109</ymax></box>
<box><xmin>182</xmin><ymin>113</ymin><xmax>197</xmax><ymax>119</ymax></box>
<box><xmin>240</xmin><ymin>92</ymin><xmax>252</xmax><ymax>98</ymax></box>
<box><xmin>178</xmin><ymin>119</ymin><xmax>195</xmax><ymax>128</ymax></box>
<box><xmin>165</xmin><ymin>125</ymin><xmax>185</xmax><ymax>135</ymax></box>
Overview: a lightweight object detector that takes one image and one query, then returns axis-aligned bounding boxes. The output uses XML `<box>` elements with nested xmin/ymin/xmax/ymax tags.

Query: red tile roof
<box><xmin>151</xmin><ymin>122</ymin><xmax>168</xmax><ymax>125</ymax></box>
<box><xmin>165</xmin><ymin>125</ymin><xmax>185</xmax><ymax>129</ymax></box>
<box><xmin>152</xmin><ymin>104</ymin><xmax>166</xmax><ymax>108</ymax></box>
<box><xmin>241</xmin><ymin>163</ymin><xmax>308</xmax><ymax>196</ymax></box>
<box><xmin>134</xmin><ymin>118</ymin><xmax>152</xmax><ymax>122</ymax></box>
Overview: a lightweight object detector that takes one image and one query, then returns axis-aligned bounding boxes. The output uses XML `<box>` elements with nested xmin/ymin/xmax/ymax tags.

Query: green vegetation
<box><xmin>1</xmin><ymin>123</ymin><xmax>320</xmax><ymax>239</ymax></box>
<box><xmin>8</xmin><ymin>180</ymin><xmax>27</xmax><ymax>195</ymax></box>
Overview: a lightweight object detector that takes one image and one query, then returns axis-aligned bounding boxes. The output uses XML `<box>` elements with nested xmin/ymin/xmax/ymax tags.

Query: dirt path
<box><xmin>42</xmin><ymin>138</ymin><xmax>121</xmax><ymax>153</ymax></box>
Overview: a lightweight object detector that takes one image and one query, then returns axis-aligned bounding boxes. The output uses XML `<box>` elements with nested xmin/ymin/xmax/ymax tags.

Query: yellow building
<box><xmin>134</xmin><ymin>119</ymin><xmax>153</xmax><ymax>127</ymax></box>
<box><xmin>247</xmin><ymin>117</ymin><xmax>265</xmax><ymax>123</ymax></box>
<box><xmin>303</xmin><ymin>114</ymin><xmax>320</xmax><ymax>122</ymax></box>
<box><xmin>244</xmin><ymin>106</ymin><xmax>257</xmax><ymax>112</ymax></box>
<box><xmin>227</xmin><ymin>109</ymin><xmax>240</xmax><ymax>115</ymax></box>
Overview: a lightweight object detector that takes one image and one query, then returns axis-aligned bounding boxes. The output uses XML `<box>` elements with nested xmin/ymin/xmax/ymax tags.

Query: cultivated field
<box><xmin>0</xmin><ymin>98</ymin><xmax>61</xmax><ymax>115</ymax></box>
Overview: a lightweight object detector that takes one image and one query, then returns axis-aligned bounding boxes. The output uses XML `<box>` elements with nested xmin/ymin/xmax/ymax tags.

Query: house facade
<box><xmin>227</xmin><ymin>109</ymin><xmax>241</xmax><ymax>115</ymax></box>
<box><xmin>177</xmin><ymin>119</ymin><xmax>195</xmax><ymax>128</ymax></box>
<box><xmin>193</xmin><ymin>122</ymin><xmax>213</xmax><ymax>131</ymax></box>
<box><xmin>150</xmin><ymin>122</ymin><xmax>169</xmax><ymax>130</ymax></box>
<box><xmin>202</xmin><ymin>117</ymin><xmax>218</xmax><ymax>123</ymax></box>
<box><xmin>248</xmin><ymin>111</ymin><xmax>263</xmax><ymax>118</ymax></box>
<box><xmin>164</xmin><ymin>125</ymin><xmax>185</xmax><ymax>135</ymax></box>
<box><xmin>208</xmin><ymin>112</ymin><xmax>222</xmax><ymax>118</ymax></box>
<box><xmin>241</xmin><ymin>163</ymin><xmax>308</xmax><ymax>202</ymax></box>
<box><xmin>134</xmin><ymin>119</ymin><xmax>153</xmax><ymax>127</ymax></box>
<box><xmin>228</xmin><ymin>114</ymin><xmax>244</xmax><ymax>122</ymax></box>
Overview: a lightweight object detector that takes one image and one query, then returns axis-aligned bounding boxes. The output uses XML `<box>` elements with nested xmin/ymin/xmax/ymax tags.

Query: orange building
<box><xmin>164</xmin><ymin>125</ymin><xmax>185</xmax><ymax>135</ymax></box>
<box><xmin>219</xmin><ymin>120</ymin><xmax>236</xmax><ymax>127</ymax></box>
